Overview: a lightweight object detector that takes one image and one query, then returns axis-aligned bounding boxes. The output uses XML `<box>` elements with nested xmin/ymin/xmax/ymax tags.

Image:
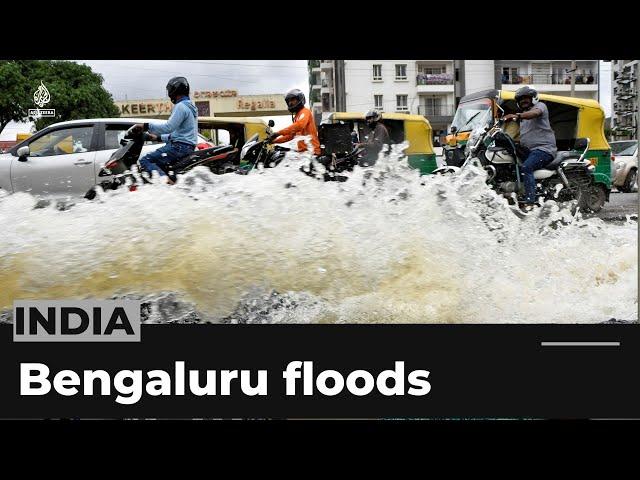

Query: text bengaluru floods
<box><xmin>20</xmin><ymin>361</ymin><xmax>431</xmax><ymax>405</ymax></box>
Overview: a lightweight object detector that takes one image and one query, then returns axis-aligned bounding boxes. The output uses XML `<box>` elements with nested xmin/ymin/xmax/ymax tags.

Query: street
<box><xmin>595</xmin><ymin>191</ymin><xmax>638</xmax><ymax>221</ymax></box>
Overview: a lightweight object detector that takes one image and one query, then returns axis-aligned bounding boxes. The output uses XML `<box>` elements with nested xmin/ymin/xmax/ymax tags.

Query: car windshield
<box><xmin>611</xmin><ymin>141</ymin><xmax>637</xmax><ymax>156</ymax></box>
<box><xmin>451</xmin><ymin>98</ymin><xmax>493</xmax><ymax>133</ymax></box>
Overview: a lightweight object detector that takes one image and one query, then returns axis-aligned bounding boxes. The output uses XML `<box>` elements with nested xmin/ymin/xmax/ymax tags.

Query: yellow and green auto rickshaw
<box><xmin>198</xmin><ymin>116</ymin><xmax>271</xmax><ymax>148</ymax></box>
<box><xmin>443</xmin><ymin>89</ymin><xmax>612</xmax><ymax>210</ymax></box>
<box><xmin>328</xmin><ymin>112</ymin><xmax>436</xmax><ymax>174</ymax></box>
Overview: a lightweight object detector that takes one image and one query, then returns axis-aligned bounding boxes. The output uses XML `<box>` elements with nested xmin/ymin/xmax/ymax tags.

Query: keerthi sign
<box><xmin>117</xmin><ymin>101</ymin><xmax>174</xmax><ymax>116</ymax></box>
<box><xmin>115</xmin><ymin>93</ymin><xmax>288</xmax><ymax>117</ymax></box>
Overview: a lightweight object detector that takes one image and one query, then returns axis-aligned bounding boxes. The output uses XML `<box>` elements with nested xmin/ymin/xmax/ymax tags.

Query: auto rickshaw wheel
<box><xmin>580</xmin><ymin>183</ymin><xmax>607</xmax><ymax>213</ymax></box>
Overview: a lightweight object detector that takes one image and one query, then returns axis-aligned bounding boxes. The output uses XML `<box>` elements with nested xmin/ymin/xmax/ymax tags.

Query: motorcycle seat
<box><xmin>545</xmin><ymin>151</ymin><xmax>581</xmax><ymax>170</ymax></box>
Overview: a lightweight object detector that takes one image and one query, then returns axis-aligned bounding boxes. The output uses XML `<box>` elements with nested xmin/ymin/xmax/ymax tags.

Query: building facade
<box><xmin>114</xmin><ymin>91</ymin><xmax>289</xmax><ymax>119</ymax></box>
<box><xmin>309</xmin><ymin>60</ymin><xmax>601</xmax><ymax>141</ymax></box>
<box><xmin>610</xmin><ymin>59</ymin><xmax>638</xmax><ymax>140</ymax></box>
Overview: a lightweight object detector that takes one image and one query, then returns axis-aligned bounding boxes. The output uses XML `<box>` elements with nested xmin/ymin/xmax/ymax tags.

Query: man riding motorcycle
<box><xmin>502</xmin><ymin>86</ymin><xmax>557</xmax><ymax>208</ymax></box>
<box><xmin>356</xmin><ymin>109</ymin><xmax>391</xmax><ymax>166</ymax></box>
<box><xmin>133</xmin><ymin>76</ymin><xmax>198</xmax><ymax>184</ymax></box>
<box><xmin>266</xmin><ymin>89</ymin><xmax>321</xmax><ymax>156</ymax></box>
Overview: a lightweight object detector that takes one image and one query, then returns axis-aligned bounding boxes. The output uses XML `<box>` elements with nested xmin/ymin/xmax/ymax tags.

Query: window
<box><xmin>501</xmin><ymin>67</ymin><xmax>520</xmax><ymax>84</ymax></box>
<box><xmin>418</xmin><ymin>65</ymin><xmax>445</xmax><ymax>75</ymax></box>
<box><xmin>28</xmin><ymin>126</ymin><xmax>94</xmax><ymax>157</ymax></box>
<box><xmin>374</xmin><ymin>95</ymin><xmax>383</xmax><ymax>111</ymax></box>
<box><xmin>104</xmin><ymin>124</ymin><xmax>131</xmax><ymax>150</ymax></box>
<box><xmin>421</xmin><ymin>96</ymin><xmax>443</xmax><ymax>116</ymax></box>
<box><xmin>373</xmin><ymin>64</ymin><xmax>382</xmax><ymax>81</ymax></box>
<box><xmin>395</xmin><ymin>64</ymin><xmax>407</xmax><ymax>80</ymax></box>
<box><xmin>104</xmin><ymin>124</ymin><xmax>160</xmax><ymax>150</ymax></box>
<box><xmin>396</xmin><ymin>95</ymin><xmax>408</xmax><ymax>112</ymax></box>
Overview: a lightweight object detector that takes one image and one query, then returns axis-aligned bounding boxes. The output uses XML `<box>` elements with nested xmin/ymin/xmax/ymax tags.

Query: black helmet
<box><xmin>166</xmin><ymin>77</ymin><xmax>190</xmax><ymax>103</ymax></box>
<box><xmin>514</xmin><ymin>86</ymin><xmax>538</xmax><ymax>110</ymax></box>
<box><xmin>285</xmin><ymin>89</ymin><xmax>305</xmax><ymax>113</ymax></box>
<box><xmin>365</xmin><ymin>109</ymin><xmax>381</xmax><ymax>125</ymax></box>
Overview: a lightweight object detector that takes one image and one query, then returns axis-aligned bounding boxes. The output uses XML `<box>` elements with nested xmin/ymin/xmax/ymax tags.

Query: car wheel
<box><xmin>621</xmin><ymin>168</ymin><xmax>637</xmax><ymax>193</ymax></box>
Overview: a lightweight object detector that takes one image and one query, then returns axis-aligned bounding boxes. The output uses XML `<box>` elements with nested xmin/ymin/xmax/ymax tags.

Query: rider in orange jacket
<box><xmin>267</xmin><ymin>89</ymin><xmax>321</xmax><ymax>155</ymax></box>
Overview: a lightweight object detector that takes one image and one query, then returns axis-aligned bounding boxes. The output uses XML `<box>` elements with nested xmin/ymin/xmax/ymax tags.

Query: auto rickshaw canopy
<box><xmin>329</xmin><ymin>112</ymin><xmax>434</xmax><ymax>155</ymax></box>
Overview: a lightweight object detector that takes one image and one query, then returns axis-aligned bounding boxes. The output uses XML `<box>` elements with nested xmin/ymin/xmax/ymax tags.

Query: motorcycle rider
<box><xmin>357</xmin><ymin>109</ymin><xmax>391</xmax><ymax>166</ymax></box>
<box><xmin>503</xmin><ymin>86</ymin><xmax>557</xmax><ymax>207</ymax></box>
<box><xmin>133</xmin><ymin>76</ymin><xmax>198</xmax><ymax>184</ymax></box>
<box><xmin>266</xmin><ymin>89</ymin><xmax>321</xmax><ymax>156</ymax></box>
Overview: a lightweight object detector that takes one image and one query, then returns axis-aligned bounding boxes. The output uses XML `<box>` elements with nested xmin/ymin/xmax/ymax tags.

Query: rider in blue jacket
<box><xmin>134</xmin><ymin>77</ymin><xmax>198</xmax><ymax>184</ymax></box>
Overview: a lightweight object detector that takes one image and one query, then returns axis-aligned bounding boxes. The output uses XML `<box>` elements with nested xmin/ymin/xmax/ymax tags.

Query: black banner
<box><xmin>1</xmin><ymin>324</ymin><xmax>638</xmax><ymax>419</ymax></box>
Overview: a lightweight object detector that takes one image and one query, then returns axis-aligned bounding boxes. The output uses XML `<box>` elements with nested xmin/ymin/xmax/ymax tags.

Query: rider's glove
<box><xmin>266</xmin><ymin>133</ymin><xmax>279</xmax><ymax>143</ymax></box>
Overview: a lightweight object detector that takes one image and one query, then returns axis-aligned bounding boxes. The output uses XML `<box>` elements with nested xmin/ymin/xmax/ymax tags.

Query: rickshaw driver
<box><xmin>503</xmin><ymin>86</ymin><xmax>557</xmax><ymax>208</ymax></box>
<box><xmin>357</xmin><ymin>109</ymin><xmax>391</xmax><ymax>166</ymax></box>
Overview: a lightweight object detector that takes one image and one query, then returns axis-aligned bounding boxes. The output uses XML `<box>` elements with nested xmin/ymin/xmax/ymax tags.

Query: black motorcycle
<box><xmin>85</xmin><ymin>124</ymin><xmax>237</xmax><ymax>198</ymax></box>
<box><xmin>433</xmin><ymin>118</ymin><xmax>596</xmax><ymax>212</ymax></box>
<box><xmin>238</xmin><ymin>124</ymin><xmax>366</xmax><ymax>182</ymax></box>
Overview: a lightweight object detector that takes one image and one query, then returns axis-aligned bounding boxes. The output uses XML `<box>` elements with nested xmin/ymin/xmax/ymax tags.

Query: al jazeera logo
<box><xmin>28</xmin><ymin>81</ymin><xmax>55</xmax><ymax>118</ymax></box>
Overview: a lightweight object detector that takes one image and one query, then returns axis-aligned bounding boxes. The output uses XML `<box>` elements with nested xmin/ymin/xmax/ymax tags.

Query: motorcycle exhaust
<box><xmin>484</xmin><ymin>165</ymin><xmax>497</xmax><ymax>182</ymax></box>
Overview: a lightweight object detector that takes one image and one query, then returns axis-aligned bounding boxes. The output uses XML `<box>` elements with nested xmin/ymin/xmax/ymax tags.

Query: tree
<box><xmin>0</xmin><ymin>60</ymin><xmax>120</xmax><ymax>133</ymax></box>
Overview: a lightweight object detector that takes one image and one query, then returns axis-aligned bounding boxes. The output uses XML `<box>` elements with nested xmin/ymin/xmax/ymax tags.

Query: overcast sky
<box><xmin>1</xmin><ymin>60</ymin><xmax>613</xmax><ymax>140</ymax></box>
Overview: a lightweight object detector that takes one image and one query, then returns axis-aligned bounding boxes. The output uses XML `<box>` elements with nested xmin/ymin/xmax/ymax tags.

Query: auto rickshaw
<box><xmin>328</xmin><ymin>112</ymin><xmax>436</xmax><ymax>174</ymax></box>
<box><xmin>198</xmin><ymin>116</ymin><xmax>271</xmax><ymax>148</ymax></box>
<box><xmin>443</xmin><ymin>89</ymin><xmax>612</xmax><ymax>210</ymax></box>
<box><xmin>196</xmin><ymin>116</ymin><xmax>273</xmax><ymax>173</ymax></box>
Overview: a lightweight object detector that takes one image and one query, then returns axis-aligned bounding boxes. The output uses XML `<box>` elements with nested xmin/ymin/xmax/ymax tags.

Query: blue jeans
<box><xmin>139</xmin><ymin>142</ymin><xmax>194</xmax><ymax>177</ymax></box>
<box><xmin>521</xmin><ymin>148</ymin><xmax>554</xmax><ymax>203</ymax></box>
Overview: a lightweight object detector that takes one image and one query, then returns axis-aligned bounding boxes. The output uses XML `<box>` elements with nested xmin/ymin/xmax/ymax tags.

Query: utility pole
<box><xmin>569</xmin><ymin>60</ymin><xmax>577</xmax><ymax>97</ymax></box>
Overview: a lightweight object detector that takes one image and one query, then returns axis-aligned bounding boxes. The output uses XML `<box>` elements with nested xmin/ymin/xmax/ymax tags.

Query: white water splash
<box><xmin>0</xmin><ymin>148</ymin><xmax>637</xmax><ymax>323</ymax></box>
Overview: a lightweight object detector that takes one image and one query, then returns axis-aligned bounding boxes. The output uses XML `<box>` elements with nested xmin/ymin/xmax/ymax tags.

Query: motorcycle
<box><xmin>85</xmin><ymin>124</ymin><xmax>238</xmax><ymax>198</ymax></box>
<box><xmin>238</xmin><ymin>131</ymin><xmax>366</xmax><ymax>182</ymax></box>
<box><xmin>433</xmin><ymin>115</ymin><xmax>596</xmax><ymax>213</ymax></box>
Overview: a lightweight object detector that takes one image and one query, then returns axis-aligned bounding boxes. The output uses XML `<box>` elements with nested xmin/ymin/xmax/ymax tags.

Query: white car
<box><xmin>610</xmin><ymin>140</ymin><xmax>638</xmax><ymax>193</ymax></box>
<box><xmin>0</xmin><ymin>118</ymin><xmax>212</xmax><ymax>197</ymax></box>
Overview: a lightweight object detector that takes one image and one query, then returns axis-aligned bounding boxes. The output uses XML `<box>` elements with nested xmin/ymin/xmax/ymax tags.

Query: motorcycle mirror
<box><xmin>450</xmin><ymin>126</ymin><xmax>458</xmax><ymax>134</ymax></box>
<box><xmin>268</xmin><ymin>120</ymin><xmax>275</xmax><ymax>127</ymax></box>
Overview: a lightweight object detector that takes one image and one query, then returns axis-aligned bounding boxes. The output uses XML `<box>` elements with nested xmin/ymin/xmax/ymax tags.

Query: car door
<box><xmin>10</xmin><ymin>124</ymin><xmax>97</xmax><ymax>196</ymax></box>
<box><xmin>96</xmin><ymin>123</ymin><xmax>165</xmax><ymax>180</ymax></box>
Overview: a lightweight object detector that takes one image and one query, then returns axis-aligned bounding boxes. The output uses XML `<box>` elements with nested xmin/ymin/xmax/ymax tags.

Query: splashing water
<box><xmin>0</xmin><ymin>146</ymin><xmax>637</xmax><ymax>323</ymax></box>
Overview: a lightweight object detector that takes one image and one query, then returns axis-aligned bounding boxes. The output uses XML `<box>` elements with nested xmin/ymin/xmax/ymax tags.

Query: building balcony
<box><xmin>416</xmin><ymin>73</ymin><xmax>455</xmax><ymax>93</ymax></box>
<box><xmin>501</xmin><ymin>73</ymin><xmax>598</xmax><ymax>89</ymax></box>
<box><xmin>321</xmin><ymin>61</ymin><xmax>333</xmax><ymax>70</ymax></box>
<box><xmin>417</xmin><ymin>105</ymin><xmax>455</xmax><ymax>124</ymax></box>
<box><xmin>311</xmin><ymin>84</ymin><xmax>321</xmax><ymax>90</ymax></box>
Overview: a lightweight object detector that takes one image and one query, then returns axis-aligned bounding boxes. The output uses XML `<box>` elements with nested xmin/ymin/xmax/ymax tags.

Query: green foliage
<box><xmin>0</xmin><ymin>60</ymin><xmax>119</xmax><ymax>133</ymax></box>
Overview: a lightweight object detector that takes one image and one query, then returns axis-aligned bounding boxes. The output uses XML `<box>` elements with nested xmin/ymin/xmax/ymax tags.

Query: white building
<box><xmin>496</xmin><ymin>60</ymin><xmax>599</xmax><ymax>99</ymax></box>
<box><xmin>610</xmin><ymin>59</ymin><xmax>638</xmax><ymax>140</ymax></box>
<box><xmin>308</xmin><ymin>60</ymin><xmax>601</xmax><ymax>140</ymax></box>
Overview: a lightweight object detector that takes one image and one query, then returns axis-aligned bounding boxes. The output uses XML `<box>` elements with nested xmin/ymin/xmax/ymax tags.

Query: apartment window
<box><xmin>373</xmin><ymin>64</ymin><xmax>382</xmax><ymax>81</ymax></box>
<box><xmin>374</xmin><ymin>95</ymin><xmax>383</xmax><ymax>111</ymax></box>
<box><xmin>396</xmin><ymin>94</ymin><xmax>408</xmax><ymax>112</ymax></box>
<box><xmin>395</xmin><ymin>64</ymin><xmax>407</xmax><ymax>80</ymax></box>
<box><xmin>421</xmin><ymin>96</ymin><xmax>443</xmax><ymax>116</ymax></box>
<box><xmin>418</xmin><ymin>65</ymin><xmax>445</xmax><ymax>75</ymax></box>
<box><xmin>501</xmin><ymin>67</ymin><xmax>519</xmax><ymax>84</ymax></box>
